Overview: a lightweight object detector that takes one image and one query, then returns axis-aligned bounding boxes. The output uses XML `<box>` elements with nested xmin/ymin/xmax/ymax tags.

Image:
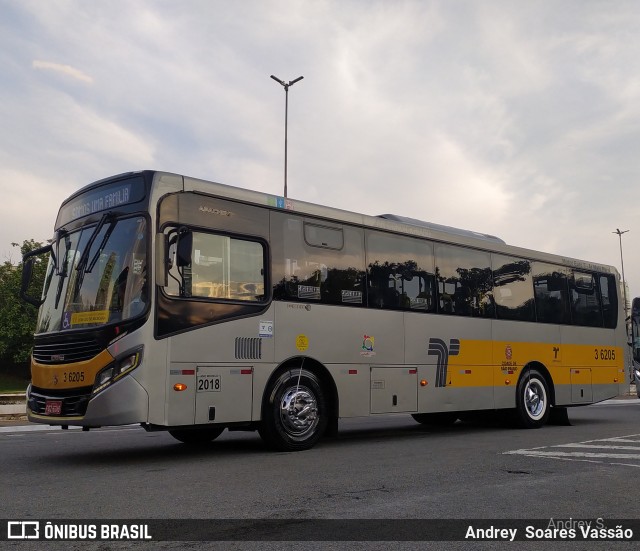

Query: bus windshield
<box><xmin>36</xmin><ymin>216</ymin><xmax>148</xmax><ymax>334</ymax></box>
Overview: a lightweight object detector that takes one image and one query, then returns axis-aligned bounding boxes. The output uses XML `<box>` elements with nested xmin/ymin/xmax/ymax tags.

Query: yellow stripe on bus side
<box><xmin>445</xmin><ymin>340</ymin><xmax>623</xmax><ymax>388</ymax></box>
<box><xmin>31</xmin><ymin>349</ymin><xmax>114</xmax><ymax>390</ymax></box>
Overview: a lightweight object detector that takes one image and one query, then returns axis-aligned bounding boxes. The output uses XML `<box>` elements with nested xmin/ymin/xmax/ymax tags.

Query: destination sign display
<box><xmin>57</xmin><ymin>176</ymin><xmax>146</xmax><ymax>227</ymax></box>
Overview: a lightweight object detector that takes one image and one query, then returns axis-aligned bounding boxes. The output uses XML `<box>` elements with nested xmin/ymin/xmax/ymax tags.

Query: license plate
<box><xmin>197</xmin><ymin>375</ymin><xmax>221</xmax><ymax>392</ymax></box>
<box><xmin>44</xmin><ymin>400</ymin><xmax>62</xmax><ymax>415</ymax></box>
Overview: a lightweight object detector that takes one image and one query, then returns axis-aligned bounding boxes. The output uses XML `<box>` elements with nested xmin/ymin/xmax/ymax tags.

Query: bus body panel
<box><xmin>274</xmin><ymin>302</ymin><xmax>405</xmax><ymax>366</ymax></box>
<box><xmin>406</xmin><ymin>314</ymin><xmax>493</xmax><ymax>412</ymax></box>
<box><xmin>166</xmin><ymin>311</ymin><xmax>276</xmax><ymax>426</ymax></box>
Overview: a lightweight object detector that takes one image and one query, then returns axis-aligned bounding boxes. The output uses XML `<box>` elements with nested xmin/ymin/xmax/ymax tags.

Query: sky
<box><xmin>1</xmin><ymin>0</ymin><xmax>639</xmax><ymax>303</ymax></box>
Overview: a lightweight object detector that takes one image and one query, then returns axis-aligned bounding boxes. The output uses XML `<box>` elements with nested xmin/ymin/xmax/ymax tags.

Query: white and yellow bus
<box><xmin>21</xmin><ymin>171</ymin><xmax>627</xmax><ymax>450</ymax></box>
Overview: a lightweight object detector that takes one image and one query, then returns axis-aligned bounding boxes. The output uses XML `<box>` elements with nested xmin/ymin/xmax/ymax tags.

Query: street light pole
<box><xmin>613</xmin><ymin>228</ymin><xmax>631</xmax><ymax>384</ymax></box>
<box><xmin>271</xmin><ymin>75</ymin><xmax>303</xmax><ymax>198</ymax></box>
<box><xmin>614</xmin><ymin>228</ymin><xmax>630</xmax><ymax>320</ymax></box>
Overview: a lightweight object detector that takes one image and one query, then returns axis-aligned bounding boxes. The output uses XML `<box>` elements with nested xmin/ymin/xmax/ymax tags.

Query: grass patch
<box><xmin>0</xmin><ymin>372</ymin><xmax>29</xmax><ymax>393</ymax></box>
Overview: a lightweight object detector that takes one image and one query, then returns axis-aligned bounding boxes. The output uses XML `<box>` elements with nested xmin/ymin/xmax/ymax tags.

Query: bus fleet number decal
<box><xmin>63</xmin><ymin>371</ymin><xmax>85</xmax><ymax>383</ymax></box>
<box><xmin>197</xmin><ymin>375</ymin><xmax>221</xmax><ymax>392</ymax></box>
<box><xmin>594</xmin><ymin>348</ymin><xmax>616</xmax><ymax>361</ymax></box>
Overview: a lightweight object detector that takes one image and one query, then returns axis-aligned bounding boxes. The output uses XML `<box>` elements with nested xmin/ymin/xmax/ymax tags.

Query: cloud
<box><xmin>32</xmin><ymin>60</ymin><xmax>93</xmax><ymax>84</ymax></box>
<box><xmin>0</xmin><ymin>168</ymin><xmax>62</xmax><ymax>262</ymax></box>
<box><xmin>1</xmin><ymin>0</ymin><xmax>639</xmax><ymax>299</ymax></box>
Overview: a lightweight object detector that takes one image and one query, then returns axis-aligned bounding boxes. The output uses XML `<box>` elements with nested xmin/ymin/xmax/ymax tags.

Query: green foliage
<box><xmin>0</xmin><ymin>371</ymin><xmax>29</xmax><ymax>392</ymax></box>
<box><xmin>0</xmin><ymin>240</ymin><xmax>48</xmax><ymax>366</ymax></box>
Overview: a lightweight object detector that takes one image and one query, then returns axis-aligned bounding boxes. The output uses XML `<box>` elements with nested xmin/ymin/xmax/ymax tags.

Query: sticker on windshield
<box><xmin>71</xmin><ymin>310</ymin><xmax>110</xmax><ymax>325</ymax></box>
<box><xmin>133</xmin><ymin>258</ymin><xmax>144</xmax><ymax>275</ymax></box>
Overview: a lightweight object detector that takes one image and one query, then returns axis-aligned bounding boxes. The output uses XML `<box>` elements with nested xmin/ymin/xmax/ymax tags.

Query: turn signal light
<box><xmin>420</xmin><ymin>380</ymin><xmax>428</xmax><ymax>387</ymax></box>
<box><xmin>173</xmin><ymin>383</ymin><xmax>187</xmax><ymax>391</ymax></box>
<box><xmin>505</xmin><ymin>379</ymin><xmax>511</xmax><ymax>385</ymax></box>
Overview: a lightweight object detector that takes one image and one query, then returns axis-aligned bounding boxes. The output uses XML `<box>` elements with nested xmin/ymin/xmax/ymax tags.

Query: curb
<box><xmin>0</xmin><ymin>392</ymin><xmax>26</xmax><ymax>403</ymax></box>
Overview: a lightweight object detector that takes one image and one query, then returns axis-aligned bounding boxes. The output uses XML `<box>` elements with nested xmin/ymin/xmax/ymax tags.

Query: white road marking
<box><xmin>556</xmin><ymin>443</ymin><xmax>640</xmax><ymax>451</ymax></box>
<box><xmin>505</xmin><ymin>433</ymin><xmax>640</xmax><ymax>467</ymax></box>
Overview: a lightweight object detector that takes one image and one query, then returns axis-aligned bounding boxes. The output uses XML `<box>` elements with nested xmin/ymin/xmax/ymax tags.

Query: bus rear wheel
<box><xmin>515</xmin><ymin>369</ymin><xmax>550</xmax><ymax>428</ymax></box>
<box><xmin>169</xmin><ymin>427</ymin><xmax>224</xmax><ymax>445</ymax></box>
<box><xmin>260</xmin><ymin>368</ymin><xmax>327</xmax><ymax>452</ymax></box>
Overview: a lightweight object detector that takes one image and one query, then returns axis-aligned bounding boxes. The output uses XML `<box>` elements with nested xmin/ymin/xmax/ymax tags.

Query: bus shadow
<box><xmin>21</xmin><ymin>410</ymin><xmax>606</xmax><ymax>467</ymax></box>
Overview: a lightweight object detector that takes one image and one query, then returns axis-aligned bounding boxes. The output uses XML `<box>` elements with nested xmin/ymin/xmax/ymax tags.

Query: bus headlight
<box><xmin>93</xmin><ymin>348</ymin><xmax>143</xmax><ymax>395</ymax></box>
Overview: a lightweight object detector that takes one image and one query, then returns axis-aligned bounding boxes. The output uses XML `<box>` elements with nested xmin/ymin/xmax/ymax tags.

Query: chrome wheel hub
<box><xmin>525</xmin><ymin>380</ymin><xmax>545</xmax><ymax>419</ymax></box>
<box><xmin>279</xmin><ymin>385</ymin><xmax>319</xmax><ymax>437</ymax></box>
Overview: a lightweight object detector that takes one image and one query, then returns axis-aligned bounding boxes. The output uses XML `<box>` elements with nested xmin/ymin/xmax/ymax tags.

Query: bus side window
<box><xmin>569</xmin><ymin>271</ymin><xmax>602</xmax><ymax>327</ymax></box>
<box><xmin>434</xmin><ymin>244</ymin><xmax>494</xmax><ymax>318</ymax></box>
<box><xmin>165</xmin><ymin>229</ymin><xmax>265</xmax><ymax>302</ymax></box>
<box><xmin>599</xmin><ymin>274</ymin><xmax>618</xmax><ymax>329</ymax></box>
<box><xmin>272</xmin><ymin>212</ymin><xmax>365</xmax><ymax>306</ymax></box>
<box><xmin>365</xmin><ymin>230</ymin><xmax>436</xmax><ymax>312</ymax></box>
<box><xmin>492</xmin><ymin>255</ymin><xmax>535</xmax><ymax>322</ymax></box>
<box><xmin>532</xmin><ymin>263</ymin><xmax>571</xmax><ymax>324</ymax></box>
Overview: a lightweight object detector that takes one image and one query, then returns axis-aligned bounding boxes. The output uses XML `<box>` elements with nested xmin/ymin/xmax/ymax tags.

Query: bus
<box><xmin>631</xmin><ymin>297</ymin><xmax>640</xmax><ymax>397</ymax></box>
<box><xmin>20</xmin><ymin>170</ymin><xmax>627</xmax><ymax>450</ymax></box>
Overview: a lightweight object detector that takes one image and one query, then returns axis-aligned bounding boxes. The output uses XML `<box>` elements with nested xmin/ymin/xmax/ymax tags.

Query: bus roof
<box><xmin>377</xmin><ymin>214</ymin><xmax>506</xmax><ymax>244</ymax></box>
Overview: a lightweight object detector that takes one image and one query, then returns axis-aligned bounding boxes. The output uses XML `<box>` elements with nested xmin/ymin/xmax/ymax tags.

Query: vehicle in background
<box><xmin>630</xmin><ymin>297</ymin><xmax>640</xmax><ymax>397</ymax></box>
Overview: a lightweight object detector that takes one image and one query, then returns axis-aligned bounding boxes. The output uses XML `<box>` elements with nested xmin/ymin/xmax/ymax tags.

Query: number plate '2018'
<box><xmin>197</xmin><ymin>375</ymin><xmax>221</xmax><ymax>392</ymax></box>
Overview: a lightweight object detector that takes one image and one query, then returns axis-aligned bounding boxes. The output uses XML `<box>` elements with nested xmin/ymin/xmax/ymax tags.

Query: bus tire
<box><xmin>260</xmin><ymin>368</ymin><xmax>327</xmax><ymax>451</ymax></box>
<box><xmin>169</xmin><ymin>427</ymin><xmax>224</xmax><ymax>445</ymax></box>
<box><xmin>411</xmin><ymin>412</ymin><xmax>458</xmax><ymax>426</ymax></box>
<box><xmin>515</xmin><ymin>369</ymin><xmax>550</xmax><ymax>428</ymax></box>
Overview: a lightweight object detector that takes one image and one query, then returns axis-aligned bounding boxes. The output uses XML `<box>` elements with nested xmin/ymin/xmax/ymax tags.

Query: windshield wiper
<box><xmin>86</xmin><ymin>218</ymin><xmax>117</xmax><ymax>274</ymax></box>
<box><xmin>54</xmin><ymin>233</ymin><xmax>71</xmax><ymax>309</ymax></box>
<box><xmin>52</xmin><ymin>228</ymin><xmax>67</xmax><ymax>275</ymax></box>
<box><xmin>72</xmin><ymin>212</ymin><xmax>117</xmax><ymax>300</ymax></box>
<box><xmin>75</xmin><ymin>212</ymin><xmax>115</xmax><ymax>275</ymax></box>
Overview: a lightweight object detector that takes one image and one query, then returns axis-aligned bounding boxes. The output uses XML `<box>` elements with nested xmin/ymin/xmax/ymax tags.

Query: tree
<box><xmin>0</xmin><ymin>240</ymin><xmax>48</xmax><ymax>371</ymax></box>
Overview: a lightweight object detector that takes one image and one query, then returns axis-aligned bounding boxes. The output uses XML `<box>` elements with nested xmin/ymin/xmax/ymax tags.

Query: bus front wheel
<box><xmin>169</xmin><ymin>427</ymin><xmax>224</xmax><ymax>445</ymax></box>
<box><xmin>260</xmin><ymin>368</ymin><xmax>327</xmax><ymax>451</ymax></box>
<box><xmin>515</xmin><ymin>369</ymin><xmax>550</xmax><ymax>428</ymax></box>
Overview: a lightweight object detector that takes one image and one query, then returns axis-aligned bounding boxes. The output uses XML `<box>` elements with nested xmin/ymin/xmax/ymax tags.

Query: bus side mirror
<box><xmin>176</xmin><ymin>230</ymin><xmax>193</xmax><ymax>267</ymax></box>
<box><xmin>20</xmin><ymin>244</ymin><xmax>52</xmax><ymax>307</ymax></box>
<box><xmin>20</xmin><ymin>258</ymin><xmax>39</xmax><ymax>306</ymax></box>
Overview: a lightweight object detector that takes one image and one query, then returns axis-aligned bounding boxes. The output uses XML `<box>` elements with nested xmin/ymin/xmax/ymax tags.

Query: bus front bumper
<box><xmin>26</xmin><ymin>375</ymin><xmax>149</xmax><ymax>427</ymax></box>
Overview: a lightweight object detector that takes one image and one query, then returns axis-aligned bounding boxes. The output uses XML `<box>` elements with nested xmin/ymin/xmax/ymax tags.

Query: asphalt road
<box><xmin>2</xmin><ymin>400</ymin><xmax>639</xmax><ymax>550</ymax></box>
